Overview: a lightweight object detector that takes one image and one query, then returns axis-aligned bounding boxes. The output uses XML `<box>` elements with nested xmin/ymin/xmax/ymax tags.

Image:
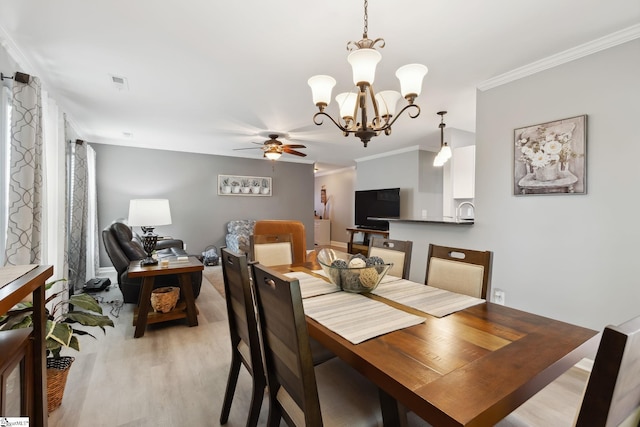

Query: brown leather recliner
<box><xmin>102</xmin><ymin>220</ymin><xmax>202</xmax><ymax>304</ymax></box>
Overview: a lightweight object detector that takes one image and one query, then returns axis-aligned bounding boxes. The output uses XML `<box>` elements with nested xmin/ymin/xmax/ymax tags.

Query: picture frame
<box><xmin>513</xmin><ymin>114</ymin><xmax>587</xmax><ymax>196</ymax></box>
<box><xmin>218</xmin><ymin>174</ymin><xmax>272</xmax><ymax>196</ymax></box>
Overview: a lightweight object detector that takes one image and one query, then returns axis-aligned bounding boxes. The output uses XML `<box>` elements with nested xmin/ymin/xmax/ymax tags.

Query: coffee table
<box><xmin>127</xmin><ymin>256</ymin><xmax>203</xmax><ymax>338</ymax></box>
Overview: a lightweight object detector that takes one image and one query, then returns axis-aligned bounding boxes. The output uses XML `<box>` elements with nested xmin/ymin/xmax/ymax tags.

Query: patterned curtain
<box><xmin>67</xmin><ymin>141</ymin><xmax>89</xmax><ymax>292</ymax></box>
<box><xmin>4</xmin><ymin>76</ymin><xmax>43</xmax><ymax>266</ymax></box>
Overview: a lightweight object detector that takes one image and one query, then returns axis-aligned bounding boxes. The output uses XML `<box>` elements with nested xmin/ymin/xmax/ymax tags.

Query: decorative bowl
<box><xmin>317</xmin><ymin>249</ymin><xmax>392</xmax><ymax>293</ymax></box>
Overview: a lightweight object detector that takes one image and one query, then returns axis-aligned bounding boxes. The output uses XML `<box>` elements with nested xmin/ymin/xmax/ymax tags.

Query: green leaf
<box><xmin>64</xmin><ymin>312</ymin><xmax>114</xmax><ymax>330</ymax></box>
<box><xmin>68</xmin><ymin>293</ymin><xmax>103</xmax><ymax>314</ymax></box>
<box><xmin>68</xmin><ymin>335</ymin><xmax>80</xmax><ymax>352</ymax></box>
<box><xmin>46</xmin><ymin>320</ymin><xmax>73</xmax><ymax>347</ymax></box>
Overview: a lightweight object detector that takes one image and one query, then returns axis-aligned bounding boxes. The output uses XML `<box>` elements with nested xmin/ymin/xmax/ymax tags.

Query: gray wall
<box><xmin>356</xmin><ymin>148</ymin><xmax>443</xmax><ymax>219</ymax></box>
<box><xmin>391</xmin><ymin>39</ymin><xmax>640</xmax><ymax>331</ymax></box>
<box><xmin>313</xmin><ymin>168</ymin><xmax>356</xmax><ymax>244</ymax></box>
<box><xmin>94</xmin><ymin>144</ymin><xmax>314</xmax><ymax>267</ymax></box>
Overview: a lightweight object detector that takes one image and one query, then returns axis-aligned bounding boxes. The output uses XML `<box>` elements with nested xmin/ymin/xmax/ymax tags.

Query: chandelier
<box><xmin>433</xmin><ymin>111</ymin><xmax>452</xmax><ymax>166</ymax></box>
<box><xmin>308</xmin><ymin>0</ymin><xmax>428</xmax><ymax>147</ymax></box>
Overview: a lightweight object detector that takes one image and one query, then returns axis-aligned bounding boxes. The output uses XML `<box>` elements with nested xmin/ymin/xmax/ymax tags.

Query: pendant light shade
<box><xmin>375</xmin><ymin>90</ymin><xmax>401</xmax><ymax>117</ymax></box>
<box><xmin>434</xmin><ymin>111</ymin><xmax>452</xmax><ymax>167</ymax></box>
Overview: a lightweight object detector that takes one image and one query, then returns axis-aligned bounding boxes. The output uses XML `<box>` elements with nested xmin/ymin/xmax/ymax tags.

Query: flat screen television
<box><xmin>354</xmin><ymin>188</ymin><xmax>400</xmax><ymax>230</ymax></box>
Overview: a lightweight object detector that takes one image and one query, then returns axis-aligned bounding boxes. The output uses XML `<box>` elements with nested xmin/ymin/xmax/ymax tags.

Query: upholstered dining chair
<box><xmin>250</xmin><ymin>262</ymin><xmax>384</xmax><ymax>427</ymax></box>
<box><xmin>254</xmin><ymin>220</ymin><xmax>307</xmax><ymax>264</ymax></box>
<box><xmin>368</xmin><ymin>238</ymin><xmax>413</xmax><ymax>279</ymax></box>
<box><xmin>497</xmin><ymin>314</ymin><xmax>640</xmax><ymax>427</ymax></box>
<box><xmin>250</xmin><ymin>233</ymin><xmax>294</xmax><ymax>266</ymax></box>
<box><xmin>219</xmin><ymin>248</ymin><xmax>265</xmax><ymax>427</ymax></box>
<box><xmin>425</xmin><ymin>244</ymin><xmax>493</xmax><ymax>299</ymax></box>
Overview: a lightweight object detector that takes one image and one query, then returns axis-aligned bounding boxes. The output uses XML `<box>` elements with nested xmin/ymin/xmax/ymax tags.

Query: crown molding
<box><xmin>478</xmin><ymin>24</ymin><xmax>640</xmax><ymax>91</ymax></box>
<box><xmin>314</xmin><ymin>165</ymin><xmax>355</xmax><ymax>177</ymax></box>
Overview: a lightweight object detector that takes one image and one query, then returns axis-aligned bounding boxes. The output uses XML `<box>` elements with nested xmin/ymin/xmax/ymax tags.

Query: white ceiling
<box><xmin>1</xmin><ymin>1</ymin><xmax>638</xmax><ymax>171</ymax></box>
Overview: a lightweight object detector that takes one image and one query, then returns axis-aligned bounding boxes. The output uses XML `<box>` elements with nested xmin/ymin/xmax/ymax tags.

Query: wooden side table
<box><xmin>128</xmin><ymin>256</ymin><xmax>203</xmax><ymax>338</ymax></box>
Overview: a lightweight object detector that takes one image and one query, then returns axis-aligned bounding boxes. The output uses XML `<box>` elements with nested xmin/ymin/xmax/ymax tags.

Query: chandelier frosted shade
<box><xmin>395</xmin><ymin>64</ymin><xmax>429</xmax><ymax>100</ymax></box>
<box><xmin>336</xmin><ymin>92</ymin><xmax>358</xmax><ymax>120</ymax></box>
<box><xmin>375</xmin><ymin>90</ymin><xmax>401</xmax><ymax>117</ymax></box>
<box><xmin>308</xmin><ymin>75</ymin><xmax>337</xmax><ymax>107</ymax></box>
<box><xmin>348</xmin><ymin>48</ymin><xmax>382</xmax><ymax>85</ymax></box>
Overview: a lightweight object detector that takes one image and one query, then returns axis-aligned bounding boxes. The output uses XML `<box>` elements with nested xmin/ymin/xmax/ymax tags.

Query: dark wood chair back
<box><xmin>250</xmin><ymin>262</ymin><xmax>323</xmax><ymax>426</ymax></box>
<box><xmin>219</xmin><ymin>248</ymin><xmax>265</xmax><ymax>426</ymax></box>
<box><xmin>575</xmin><ymin>315</ymin><xmax>640</xmax><ymax>426</ymax></box>
<box><xmin>425</xmin><ymin>244</ymin><xmax>492</xmax><ymax>299</ymax></box>
<box><xmin>368</xmin><ymin>238</ymin><xmax>413</xmax><ymax>279</ymax></box>
<box><xmin>250</xmin><ymin>233</ymin><xmax>294</xmax><ymax>266</ymax></box>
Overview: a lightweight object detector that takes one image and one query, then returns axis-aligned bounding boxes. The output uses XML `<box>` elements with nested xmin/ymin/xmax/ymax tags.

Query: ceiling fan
<box><xmin>234</xmin><ymin>134</ymin><xmax>307</xmax><ymax>160</ymax></box>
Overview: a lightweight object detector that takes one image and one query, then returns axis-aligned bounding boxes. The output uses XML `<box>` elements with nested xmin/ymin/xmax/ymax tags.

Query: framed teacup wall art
<box><xmin>513</xmin><ymin>115</ymin><xmax>587</xmax><ymax>196</ymax></box>
<box><xmin>218</xmin><ymin>174</ymin><xmax>272</xmax><ymax>196</ymax></box>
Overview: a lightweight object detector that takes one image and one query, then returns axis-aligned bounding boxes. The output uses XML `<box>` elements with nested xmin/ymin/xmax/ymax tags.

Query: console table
<box><xmin>0</xmin><ymin>264</ymin><xmax>53</xmax><ymax>426</ymax></box>
<box><xmin>346</xmin><ymin>227</ymin><xmax>389</xmax><ymax>255</ymax></box>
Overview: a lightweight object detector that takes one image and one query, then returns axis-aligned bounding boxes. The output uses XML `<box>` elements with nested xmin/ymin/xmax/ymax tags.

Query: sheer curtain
<box><xmin>4</xmin><ymin>75</ymin><xmax>43</xmax><ymax>266</ymax></box>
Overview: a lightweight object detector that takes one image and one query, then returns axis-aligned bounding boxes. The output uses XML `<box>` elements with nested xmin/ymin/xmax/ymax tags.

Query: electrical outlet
<box><xmin>493</xmin><ymin>289</ymin><xmax>505</xmax><ymax>305</ymax></box>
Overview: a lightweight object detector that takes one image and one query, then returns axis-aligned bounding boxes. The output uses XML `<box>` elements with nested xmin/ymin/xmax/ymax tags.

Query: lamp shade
<box><xmin>375</xmin><ymin>90</ymin><xmax>401</xmax><ymax>117</ymax></box>
<box><xmin>348</xmin><ymin>48</ymin><xmax>381</xmax><ymax>85</ymax></box>
<box><xmin>395</xmin><ymin>63</ymin><xmax>428</xmax><ymax>98</ymax></box>
<box><xmin>308</xmin><ymin>75</ymin><xmax>336</xmax><ymax>106</ymax></box>
<box><xmin>128</xmin><ymin>199</ymin><xmax>172</xmax><ymax>226</ymax></box>
<box><xmin>440</xmin><ymin>143</ymin><xmax>452</xmax><ymax>161</ymax></box>
<box><xmin>335</xmin><ymin>92</ymin><xmax>358</xmax><ymax>120</ymax></box>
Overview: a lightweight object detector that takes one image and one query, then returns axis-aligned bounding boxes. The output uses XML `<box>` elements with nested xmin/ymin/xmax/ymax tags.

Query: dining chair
<box><xmin>219</xmin><ymin>247</ymin><xmax>265</xmax><ymax>427</ymax></box>
<box><xmin>368</xmin><ymin>237</ymin><xmax>413</xmax><ymax>279</ymax></box>
<box><xmin>250</xmin><ymin>262</ymin><xmax>383</xmax><ymax>427</ymax></box>
<box><xmin>425</xmin><ymin>243</ymin><xmax>492</xmax><ymax>299</ymax></box>
<box><xmin>250</xmin><ymin>233</ymin><xmax>294</xmax><ymax>266</ymax></box>
<box><xmin>254</xmin><ymin>220</ymin><xmax>307</xmax><ymax>264</ymax></box>
<box><xmin>497</xmin><ymin>314</ymin><xmax>640</xmax><ymax>427</ymax></box>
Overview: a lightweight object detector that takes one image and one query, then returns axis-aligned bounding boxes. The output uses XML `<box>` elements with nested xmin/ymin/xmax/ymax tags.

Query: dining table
<box><xmin>273</xmin><ymin>262</ymin><xmax>599</xmax><ymax>427</ymax></box>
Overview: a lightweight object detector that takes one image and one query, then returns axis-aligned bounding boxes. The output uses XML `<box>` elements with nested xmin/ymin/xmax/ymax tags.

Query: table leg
<box><xmin>134</xmin><ymin>276</ymin><xmax>155</xmax><ymax>338</ymax></box>
<box><xmin>379</xmin><ymin>388</ymin><xmax>408</xmax><ymax>427</ymax></box>
<box><xmin>179</xmin><ymin>273</ymin><xmax>198</xmax><ymax>327</ymax></box>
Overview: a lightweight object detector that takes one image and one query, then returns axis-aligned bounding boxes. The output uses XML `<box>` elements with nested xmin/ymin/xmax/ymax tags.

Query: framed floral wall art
<box><xmin>218</xmin><ymin>175</ymin><xmax>272</xmax><ymax>196</ymax></box>
<box><xmin>513</xmin><ymin>115</ymin><xmax>587</xmax><ymax>195</ymax></box>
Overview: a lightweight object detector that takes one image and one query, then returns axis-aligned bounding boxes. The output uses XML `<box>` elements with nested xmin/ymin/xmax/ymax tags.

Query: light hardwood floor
<box><xmin>47</xmin><ymin>266</ymin><xmax>591</xmax><ymax>427</ymax></box>
<box><xmin>48</xmin><ymin>267</ymin><xmax>272</xmax><ymax>427</ymax></box>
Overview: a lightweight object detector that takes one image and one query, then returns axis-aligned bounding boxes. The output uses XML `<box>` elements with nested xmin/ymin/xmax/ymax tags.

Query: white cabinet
<box><xmin>314</xmin><ymin>219</ymin><xmax>331</xmax><ymax>246</ymax></box>
<box><xmin>452</xmin><ymin>145</ymin><xmax>475</xmax><ymax>199</ymax></box>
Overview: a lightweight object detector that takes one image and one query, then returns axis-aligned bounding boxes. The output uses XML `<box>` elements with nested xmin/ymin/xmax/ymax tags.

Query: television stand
<box><xmin>346</xmin><ymin>227</ymin><xmax>389</xmax><ymax>255</ymax></box>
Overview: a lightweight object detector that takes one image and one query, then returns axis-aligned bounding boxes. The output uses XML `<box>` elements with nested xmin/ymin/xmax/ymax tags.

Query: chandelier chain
<box><xmin>363</xmin><ymin>0</ymin><xmax>368</xmax><ymax>38</ymax></box>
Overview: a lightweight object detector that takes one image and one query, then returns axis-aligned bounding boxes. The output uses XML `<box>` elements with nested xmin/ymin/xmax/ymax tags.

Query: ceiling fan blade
<box><xmin>233</xmin><ymin>147</ymin><xmax>263</xmax><ymax>151</ymax></box>
<box><xmin>284</xmin><ymin>144</ymin><xmax>306</xmax><ymax>149</ymax></box>
<box><xmin>283</xmin><ymin>148</ymin><xmax>307</xmax><ymax>157</ymax></box>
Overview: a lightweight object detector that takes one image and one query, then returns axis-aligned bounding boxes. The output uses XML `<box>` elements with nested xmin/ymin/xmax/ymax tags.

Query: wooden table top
<box><xmin>275</xmin><ymin>263</ymin><xmax>598</xmax><ymax>427</ymax></box>
<box><xmin>128</xmin><ymin>256</ymin><xmax>204</xmax><ymax>278</ymax></box>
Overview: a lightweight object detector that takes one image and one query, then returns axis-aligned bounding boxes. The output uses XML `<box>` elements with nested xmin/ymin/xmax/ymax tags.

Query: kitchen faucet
<box><xmin>456</xmin><ymin>201</ymin><xmax>475</xmax><ymax>221</ymax></box>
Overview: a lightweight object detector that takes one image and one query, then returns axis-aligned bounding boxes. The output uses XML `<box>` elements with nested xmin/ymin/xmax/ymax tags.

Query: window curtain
<box><xmin>67</xmin><ymin>141</ymin><xmax>92</xmax><ymax>292</ymax></box>
<box><xmin>3</xmin><ymin>76</ymin><xmax>43</xmax><ymax>266</ymax></box>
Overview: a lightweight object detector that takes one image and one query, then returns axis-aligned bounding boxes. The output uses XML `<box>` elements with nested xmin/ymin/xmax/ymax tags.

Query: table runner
<box><xmin>372</xmin><ymin>279</ymin><xmax>485</xmax><ymax>318</ymax></box>
<box><xmin>0</xmin><ymin>264</ymin><xmax>38</xmax><ymax>289</ymax></box>
<box><xmin>302</xmin><ymin>291</ymin><xmax>425</xmax><ymax>344</ymax></box>
<box><xmin>284</xmin><ymin>271</ymin><xmax>341</xmax><ymax>298</ymax></box>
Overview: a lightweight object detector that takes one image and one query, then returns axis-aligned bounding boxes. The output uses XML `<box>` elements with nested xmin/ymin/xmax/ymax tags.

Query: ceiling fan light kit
<box><xmin>234</xmin><ymin>133</ymin><xmax>307</xmax><ymax>161</ymax></box>
<box><xmin>308</xmin><ymin>0</ymin><xmax>427</xmax><ymax>147</ymax></box>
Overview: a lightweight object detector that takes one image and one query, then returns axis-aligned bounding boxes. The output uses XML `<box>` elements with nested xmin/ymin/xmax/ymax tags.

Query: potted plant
<box><xmin>0</xmin><ymin>279</ymin><xmax>114</xmax><ymax>412</ymax></box>
<box><xmin>240</xmin><ymin>179</ymin><xmax>251</xmax><ymax>193</ymax></box>
<box><xmin>251</xmin><ymin>179</ymin><xmax>261</xmax><ymax>194</ymax></box>
<box><xmin>230</xmin><ymin>179</ymin><xmax>241</xmax><ymax>193</ymax></box>
<box><xmin>221</xmin><ymin>177</ymin><xmax>231</xmax><ymax>194</ymax></box>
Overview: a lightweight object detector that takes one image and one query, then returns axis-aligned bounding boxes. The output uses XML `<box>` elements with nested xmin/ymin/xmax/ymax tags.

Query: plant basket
<box><xmin>150</xmin><ymin>286</ymin><xmax>180</xmax><ymax>313</ymax></box>
<box><xmin>47</xmin><ymin>356</ymin><xmax>74</xmax><ymax>413</ymax></box>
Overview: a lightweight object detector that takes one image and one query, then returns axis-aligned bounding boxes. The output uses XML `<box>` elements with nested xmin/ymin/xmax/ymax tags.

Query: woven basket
<box><xmin>47</xmin><ymin>356</ymin><xmax>74</xmax><ymax>413</ymax></box>
<box><xmin>151</xmin><ymin>286</ymin><xmax>180</xmax><ymax>313</ymax></box>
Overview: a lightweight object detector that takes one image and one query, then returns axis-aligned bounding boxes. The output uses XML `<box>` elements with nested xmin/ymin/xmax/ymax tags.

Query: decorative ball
<box><xmin>359</xmin><ymin>267</ymin><xmax>379</xmax><ymax>288</ymax></box>
<box><xmin>366</xmin><ymin>256</ymin><xmax>385</xmax><ymax>266</ymax></box>
<box><xmin>352</xmin><ymin>253</ymin><xmax>367</xmax><ymax>261</ymax></box>
<box><xmin>331</xmin><ymin>259</ymin><xmax>348</xmax><ymax>268</ymax></box>
<box><xmin>348</xmin><ymin>258</ymin><xmax>367</xmax><ymax>268</ymax></box>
